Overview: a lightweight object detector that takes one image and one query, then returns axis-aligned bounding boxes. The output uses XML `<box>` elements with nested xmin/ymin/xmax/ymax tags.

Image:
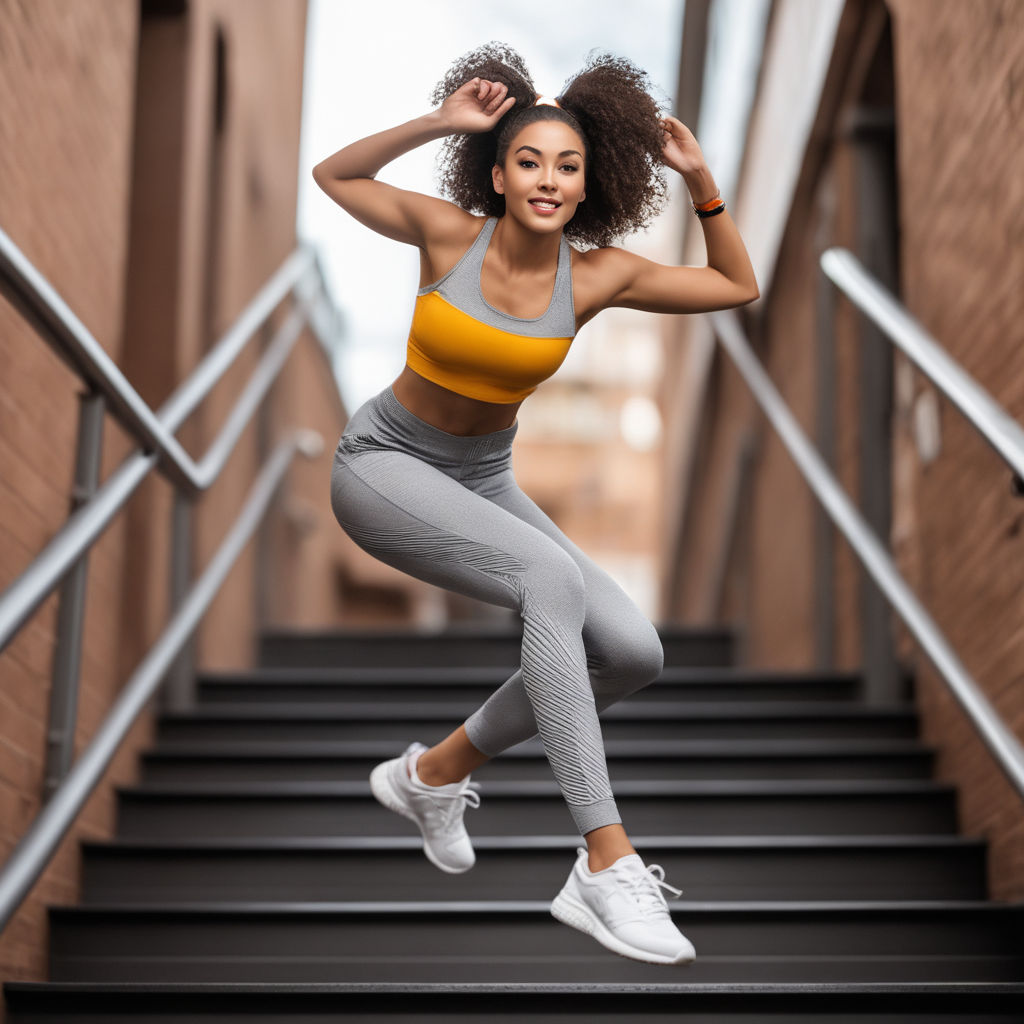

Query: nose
<box><xmin>538</xmin><ymin>165</ymin><xmax>557</xmax><ymax>191</ymax></box>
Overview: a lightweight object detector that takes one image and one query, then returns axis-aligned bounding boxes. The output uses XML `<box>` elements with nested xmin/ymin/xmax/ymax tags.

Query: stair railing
<box><xmin>705</xmin><ymin>245</ymin><xmax>1024</xmax><ymax>805</ymax></box>
<box><xmin>0</xmin><ymin>225</ymin><xmax>342</xmax><ymax>932</ymax></box>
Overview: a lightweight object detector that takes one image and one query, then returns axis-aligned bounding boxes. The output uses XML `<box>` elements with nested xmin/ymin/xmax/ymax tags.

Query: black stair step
<box><xmin>140</xmin><ymin>737</ymin><xmax>936</xmax><ymax>783</ymax></box>
<box><xmin>114</xmin><ymin>780</ymin><xmax>958</xmax><ymax>837</ymax></box>
<box><xmin>79</xmin><ymin>834</ymin><xmax>988</xmax><ymax>903</ymax></box>
<box><xmin>7</xmin><ymin>981</ymin><xmax>1024</xmax><ymax>1022</ymax></box>
<box><xmin>197</xmin><ymin>666</ymin><xmax>868</xmax><ymax>704</ymax></box>
<box><xmin>155</xmin><ymin>701</ymin><xmax>920</xmax><ymax>743</ymax></box>
<box><xmin>42</xmin><ymin>901</ymin><xmax>1024</xmax><ymax>984</ymax></box>
<box><xmin>259</xmin><ymin>623</ymin><xmax>734</xmax><ymax>669</ymax></box>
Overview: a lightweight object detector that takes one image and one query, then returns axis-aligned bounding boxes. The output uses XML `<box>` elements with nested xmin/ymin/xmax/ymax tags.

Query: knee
<box><xmin>596</xmin><ymin>618</ymin><xmax>664</xmax><ymax>695</ymax></box>
<box><xmin>626</xmin><ymin>619</ymin><xmax>665</xmax><ymax>686</ymax></box>
<box><xmin>523</xmin><ymin>547</ymin><xmax>586</xmax><ymax>612</ymax></box>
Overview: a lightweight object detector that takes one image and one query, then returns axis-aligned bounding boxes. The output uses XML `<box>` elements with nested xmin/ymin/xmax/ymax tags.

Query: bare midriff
<box><xmin>391</xmin><ymin>364</ymin><xmax>524</xmax><ymax>436</ymax></box>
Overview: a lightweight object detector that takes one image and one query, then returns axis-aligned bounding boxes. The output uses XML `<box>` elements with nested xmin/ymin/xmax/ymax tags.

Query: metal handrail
<box><xmin>708</xmin><ymin>305</ymin><xmax>1024</xmax><ymax>804</ymax></box>
<box><xmin>0</xmin><ymin>224</ymin><xmax>344</xmax><ymax>934</ymax></box>
<box><xmin>0</xmin><ymin>243</ymin><xmax>336</xmax><ymax>652</ymax></box>
<box><xmin>821</xmin><ymin>247</ymin><xmax>1024</xmax><ymax>491</ymax></box>
<box><xmin>0</xmin><ymin>227</ymin><xmax>322</xmax><ymax>493</ymax></box>
<box><xmin>0</xmin><ymin>431</ymin><xmax>321</xmax><ymax>930</ymax></box>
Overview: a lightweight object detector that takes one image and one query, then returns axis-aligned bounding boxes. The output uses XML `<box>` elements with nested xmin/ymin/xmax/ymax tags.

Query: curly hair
<box><xmin>429</xmin><ymin>42</ymin><xmax>669</xmax><ymax>249</ymax></box>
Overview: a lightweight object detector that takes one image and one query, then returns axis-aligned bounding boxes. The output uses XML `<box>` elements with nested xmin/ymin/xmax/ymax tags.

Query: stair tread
<box><xmin>159</xmin><ymin>700</ymin><xmax>917</xmax><ymax>720</ymax></box>
<box><xmin>145</xmin><ymin>738</ymin><xmax>934</xmax><ymax>758</ymax></box>
<box><xmin>82</xmin><ymin>833</ymin><xmax>986</xmax><ymax>852</ymax></box>
<box><xmin>9</xmin><ymin>979</ymin><xmax>1021</xmax><ymax>993</ymax></box>
<box><xmin>198</xmin><ymin>666</ymin><xmax>864</xmax><ymax>685</ymax></box>
<box><xmin>116</xmin><ymin>779</ymin><xmax>956</xmax><ymax>797</ymax></box>
<box><xmin>48</xmin><ymin>899</ymin><xmax>1024</xmax><ymax>916</ymax></box>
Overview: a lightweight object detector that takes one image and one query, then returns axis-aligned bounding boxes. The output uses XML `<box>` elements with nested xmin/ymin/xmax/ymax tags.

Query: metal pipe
<box><xmin>710</xmin><ymin>307</ymin><xmax>1024</xmax><ymax>803</ymax></box>
<box><xmin>42</xmin><ymin>390</ymin><xmax>105</xmax><ymax>801</ymax></box>
<box><xmin>0</xmin><ymin>282</ymin><xmax>321</xmax><ymax>653</ymax></box>
<box><xmin>0</xmin><ymin>224</ymin><xmax>316</xmax><ymax>494</ymax></box>
<box><xmin>821</xmin><ymin>247</ymin><xmax>1024</xmax><ymax>488</ymax></box>
<box><xmin>0</xmin><ymin>431</ymin><xmax>323</xmax><ymax>934</ymax></box>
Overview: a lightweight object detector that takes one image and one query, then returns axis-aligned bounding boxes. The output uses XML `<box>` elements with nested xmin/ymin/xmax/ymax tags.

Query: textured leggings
<box><xmin>329</xmin><ymin>385</ymin><xmax>665</xmax><ymax>836</ymax></box>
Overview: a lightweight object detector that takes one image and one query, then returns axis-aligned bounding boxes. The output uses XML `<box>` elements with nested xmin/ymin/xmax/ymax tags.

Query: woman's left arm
<box><xmin>598</xmin><ymin>116</ymin><xmax>759</xmax><ymax>315</ymax></box>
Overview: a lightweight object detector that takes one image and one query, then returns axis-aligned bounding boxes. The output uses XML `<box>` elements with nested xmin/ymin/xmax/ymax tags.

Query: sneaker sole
<box><xmin>550</xmin><ymin>887</ymin><xmax>696</xmax><ymax>966</ymax></box>
<box><xmin>368</xmin><ymin>759</ymin><xmax>474</xmax><ymax>875</ymax></box>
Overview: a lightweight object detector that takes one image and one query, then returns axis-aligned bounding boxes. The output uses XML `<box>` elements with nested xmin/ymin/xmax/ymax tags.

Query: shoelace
<box><xmin>421</xmin><ymin>781</ymin><xmax>482</xmax><ymax>829</ymax></box>
<box><xmin>619</xmin><ymin>863</ymin><xmax>683</xmax><ymax>918</ymax></box>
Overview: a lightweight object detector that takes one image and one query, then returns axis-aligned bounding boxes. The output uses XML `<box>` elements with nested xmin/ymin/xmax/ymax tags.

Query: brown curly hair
<box><xmin>429</xmin><ymin>42</ymin><xmax>669</xmax><ymax>249</ymax></box>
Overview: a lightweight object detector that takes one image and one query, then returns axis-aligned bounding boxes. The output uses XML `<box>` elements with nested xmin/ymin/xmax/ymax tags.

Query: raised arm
<box><xmin>311</xmin><ymin>78</ymin><xmax>515</xmax><ymax>248</ymax></box>
<box><xmin>584</xmin><ymin>116</ymin><xmax>759</xmax><ymax>317</ymax></box>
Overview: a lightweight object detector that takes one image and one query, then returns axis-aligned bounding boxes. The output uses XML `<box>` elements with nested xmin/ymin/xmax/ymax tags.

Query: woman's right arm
<box><xmin>312</xmin><ymin>79</ymin><xmax>514</xmax><ymax>248</ymax></box>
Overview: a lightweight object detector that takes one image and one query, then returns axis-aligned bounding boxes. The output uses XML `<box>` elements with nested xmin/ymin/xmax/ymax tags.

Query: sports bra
<box><xmin>406</xmin><ymin>216</ymin><xmax>577</xmax><ymax>404</ymax></box>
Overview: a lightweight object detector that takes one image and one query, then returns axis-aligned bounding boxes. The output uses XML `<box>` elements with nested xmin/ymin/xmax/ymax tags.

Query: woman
<box><xmin>313</xmin><ymin>43</ymin><xmax>758</xmax><ymax>966</ymax></box>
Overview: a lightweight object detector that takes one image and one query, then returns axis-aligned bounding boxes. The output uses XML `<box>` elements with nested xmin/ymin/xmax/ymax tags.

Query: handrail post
<box><xmin>163</xmin><ymin>490</ymin><xmax>195</xmax><ymax>711</ymax></box>
<box><xmin>42</xmin><ymin>389</ymin><xmax>105</xmax><ymax>802</ymax></box>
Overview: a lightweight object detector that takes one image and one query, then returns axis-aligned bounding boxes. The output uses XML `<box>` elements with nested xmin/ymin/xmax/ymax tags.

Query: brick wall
<box><xmin>670</xmin><ymin>0</ymin><xmax>1024</xmax><ymax>898</ymax></box>
<box><xmin>885</xmin><ymin>0</ymin><xmax>1024</xmax><ymax>899</ymax></box>
<box><xmin>0</xmin><ymin>0</ymin><xmax>145</xmax><ymax>999</ymax></box>
<box><xmin>0</xmin><ymin>0</ymin><xmax>356</xmax><ymax>1004</ymax></box>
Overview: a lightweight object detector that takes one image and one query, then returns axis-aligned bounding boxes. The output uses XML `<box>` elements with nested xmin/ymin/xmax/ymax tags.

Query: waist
<box><xmin>344</xmin><ymin>384</ymin><xmax>519</xmax><ymax>464</ymax></box>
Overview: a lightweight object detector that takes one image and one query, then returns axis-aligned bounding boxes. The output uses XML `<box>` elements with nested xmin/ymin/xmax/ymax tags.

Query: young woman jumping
<box><xmin>313</xmin><ymin>42</ymin><xmax>758</xmax><ymax>966</ymax></box>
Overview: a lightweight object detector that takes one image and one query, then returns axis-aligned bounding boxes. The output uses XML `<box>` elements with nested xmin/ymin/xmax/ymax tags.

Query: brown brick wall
<box><xmin>0</xmin><ymin>0</ymin><xmax>352</xmax><ymax>1003</ymax></box>
<box><xmin>672</xmin><ymin>0</ymin><xmax>1024</xmax><ymax>899</ymax></box>
<box><xmin>0</xmin><ymin>0</ymin><xmax>145</xmax><ymax>1000</ymax></box>
<box><xmin>886</xmin><ymin>0</ymin><xmax>1024</xmax><ymax>900</ymax></box>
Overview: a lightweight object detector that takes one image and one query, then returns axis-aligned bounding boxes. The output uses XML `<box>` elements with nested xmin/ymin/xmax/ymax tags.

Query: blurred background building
<box><xmin>0</xmin><ymin>0</ymin><xmax>1021</xmax><ymax>1002</ymax></box>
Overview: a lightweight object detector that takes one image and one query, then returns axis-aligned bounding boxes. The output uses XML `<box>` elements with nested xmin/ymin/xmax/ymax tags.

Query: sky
<box><xmin>295</xmin><ymin>0</ymin><xmax>687</xmax><ymax>412</ymax></box>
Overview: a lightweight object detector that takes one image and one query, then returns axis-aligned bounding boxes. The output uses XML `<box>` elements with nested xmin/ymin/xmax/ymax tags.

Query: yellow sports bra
<box><xmin>406</xmin><ymin>217</ymin><xmax>577</xmax><ymax>403</ymax></box>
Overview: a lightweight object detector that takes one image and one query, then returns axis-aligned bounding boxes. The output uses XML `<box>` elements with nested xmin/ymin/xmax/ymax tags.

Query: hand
<box><xmin>659</xmin><ymin>115</ymin><xmax>706</xmax><ymax>176</ymax></box>
<box><xmin>439</xmin><ymin>78</ymin><xmax>516</xmax><ymax>134</ymax></box>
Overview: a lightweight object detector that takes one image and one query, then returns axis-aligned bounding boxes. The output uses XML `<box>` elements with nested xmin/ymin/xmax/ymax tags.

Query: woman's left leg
<box><xmin>456</xmin><ymin>466</ymin><xmax>665</xmax><ymax>760</ymax></box>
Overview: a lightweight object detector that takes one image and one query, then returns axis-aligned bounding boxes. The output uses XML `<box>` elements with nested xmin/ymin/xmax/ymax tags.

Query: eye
<box><xmin>518</xmin><ymin>159</ymin><xmax>538</xmax><ymax>168</ymax></box>
<box><xmin>560</xmin><ymin>164</ymin><xmax>579</xmax><ymax>173</ymax></box>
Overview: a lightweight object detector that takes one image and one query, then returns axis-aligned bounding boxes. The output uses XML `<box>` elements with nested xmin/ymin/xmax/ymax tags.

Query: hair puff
<box><xmin>431</xmin><ymin>43</ymin><xmax>669</xmax><ymax>249</ymax></box>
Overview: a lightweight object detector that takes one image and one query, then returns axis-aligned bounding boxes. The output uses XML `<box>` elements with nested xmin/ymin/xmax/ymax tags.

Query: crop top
<box><xmin>406</xmin><ymin>216</ymin><xmax>577</xmax><ymax>403</ymax></box>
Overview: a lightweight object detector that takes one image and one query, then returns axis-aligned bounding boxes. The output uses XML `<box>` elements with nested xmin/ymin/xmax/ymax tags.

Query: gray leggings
<box><xmin>329</xmin><ymin>385</ymin><xmax>664</xmax><ymax>836</ymax></box>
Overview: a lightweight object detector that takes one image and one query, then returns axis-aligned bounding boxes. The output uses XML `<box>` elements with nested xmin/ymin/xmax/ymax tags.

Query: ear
<box><xmin>492</xmin><ymin>164</ymin><xmax>504</xmax><ymax>195</ymax></box>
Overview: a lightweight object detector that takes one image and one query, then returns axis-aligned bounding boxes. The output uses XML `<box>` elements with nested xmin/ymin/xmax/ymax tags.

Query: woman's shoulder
<box><xmin>568</xmin><ymin>243</ymin><xmax>651</xmax><ymax>323</ymax></box>
<box><xmin>569</xmin><ymin>243</ymin><xmax>640</xmax><ymax>287</ymax></box>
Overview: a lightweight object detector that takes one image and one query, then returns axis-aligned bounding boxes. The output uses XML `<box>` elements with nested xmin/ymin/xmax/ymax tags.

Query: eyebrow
<box><xmin>515</xmin><ymin>145</ymin><xmax>583</xmax><ymax>159</ymax></box>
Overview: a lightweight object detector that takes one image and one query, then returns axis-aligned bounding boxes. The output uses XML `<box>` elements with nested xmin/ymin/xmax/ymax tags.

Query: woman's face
<box><xmin>492</xmin><ymin>119</ymin><xmax>587</xmax><ymax>234</ymax></box>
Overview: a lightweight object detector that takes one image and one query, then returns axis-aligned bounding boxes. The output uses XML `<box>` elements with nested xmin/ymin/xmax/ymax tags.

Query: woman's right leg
<box><xmin>330</xmin><ymin>444</ymin><xmax>623</xmax><ymax>837</ymax></box>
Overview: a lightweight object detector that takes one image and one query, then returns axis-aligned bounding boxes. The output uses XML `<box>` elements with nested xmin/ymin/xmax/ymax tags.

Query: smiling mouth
<box><xmin>528</xmin><ymin>199</ymin><xmax>562</xmax><ymax>210</ymax></box>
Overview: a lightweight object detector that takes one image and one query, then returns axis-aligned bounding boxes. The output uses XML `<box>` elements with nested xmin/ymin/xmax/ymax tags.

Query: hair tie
<box><xmin>533</xmin><ymin>95</ymin><xmax>562</xmax><ymax>109</ymax></box>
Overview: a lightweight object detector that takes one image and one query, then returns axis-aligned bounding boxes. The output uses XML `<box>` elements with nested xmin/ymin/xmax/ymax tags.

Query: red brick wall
<box><xmin>0</xmin><ymin>0</ymin><xmax>146</xmax><ymax>999</ymax></box>
<box><xmin>0</xmin><ymin>0</ymin><xmax>353</xmax><ymax>1004</ymax></box>
<box><xmin>886</xmin><ymin>0</ymin><xmax>1024</xmax><ymax>899</ymax></box>
<box><xmin>670</xmin><ymin>0</ymin><xmax>1024</xmax><ymax>898</ymax></box>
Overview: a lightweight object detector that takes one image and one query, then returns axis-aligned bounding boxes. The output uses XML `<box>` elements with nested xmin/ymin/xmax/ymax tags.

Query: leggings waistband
<box><xmin>375</xmin><ymin>385</ymin><xmax>519</xmax><ymax>458</ymax></box>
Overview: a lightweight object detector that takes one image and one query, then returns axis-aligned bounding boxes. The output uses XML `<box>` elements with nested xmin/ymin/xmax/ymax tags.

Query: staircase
<box><xmin>5</xmin><ymin>622</ymin><xmax>1023</xmax><ymax>1020</ymax></box>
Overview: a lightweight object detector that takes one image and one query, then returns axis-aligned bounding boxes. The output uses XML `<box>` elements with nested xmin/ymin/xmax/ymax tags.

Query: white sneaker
<box><xmin>368</xmin><ymin>741</ymin><xmax>481</xmax><ymax>873</ymax></box>
<box><xmin>550</xmin><ymin>847</ymin><xmax>697</xmax><ymax>965</ymax></box>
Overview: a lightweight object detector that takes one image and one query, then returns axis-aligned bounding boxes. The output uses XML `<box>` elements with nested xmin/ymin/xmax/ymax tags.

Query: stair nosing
<box><xmin>8</xmin><ymin>980</ymin><xmax>1021</xmax><ymax>994</ymax></box>
<box><xmin>158</xmin><ymin>700</ymin><xmax>918</xmax><ymax>721</ymax></box>
<box><xmin>143</xmin><ymin>738</ymin><xmax>935</xmax><ymax>760</ymax></box>
<box><xmin>80</xmin><ymin>833</ymin><xmax>989</xmax><ymax>852</ymax></box>
<box><xmin>198</xmin><ymin>667</ymin><xmax>864</xmax><ymax>685</ymax></box>
<box><xmin>46</xmin><ymin>899</ymin><xmax>1024</xmax><ymax>918</ymax></box>
<box><xmin>114</xmin><ymin>779</ymin><xmax>958</xmax><ymax>798</ymax></box>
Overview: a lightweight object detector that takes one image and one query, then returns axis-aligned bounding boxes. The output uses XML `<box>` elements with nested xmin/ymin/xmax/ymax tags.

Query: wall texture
<box><xmin>666</xmin><ymin>0</ymin><xmax>1023</xmax><ymax>898</ymax></box>
<box><xmin>0</xmin><ymin>0</ymin><xmax>358</xmax><ymax>1000</ymax></box>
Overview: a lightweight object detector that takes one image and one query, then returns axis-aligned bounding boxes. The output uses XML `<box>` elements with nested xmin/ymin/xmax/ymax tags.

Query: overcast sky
<box><xmin>296</xmin><ymin>0</ymin><xmax>686</xmax><ymax>411</ymax></box>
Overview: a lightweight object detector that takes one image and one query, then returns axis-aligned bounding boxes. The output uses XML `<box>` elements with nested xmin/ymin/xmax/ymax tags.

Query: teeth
<box><xmin>532</xmin><ymin>200</ymin><xmax>558</xmax><ymax>208</ymax></box>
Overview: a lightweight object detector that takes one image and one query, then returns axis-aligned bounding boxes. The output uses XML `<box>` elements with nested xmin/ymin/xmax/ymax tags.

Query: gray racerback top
<box><xmin>416</xmin><ymin>216</ymin><xmax>577</xmax><ymax>339</ymax></box>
